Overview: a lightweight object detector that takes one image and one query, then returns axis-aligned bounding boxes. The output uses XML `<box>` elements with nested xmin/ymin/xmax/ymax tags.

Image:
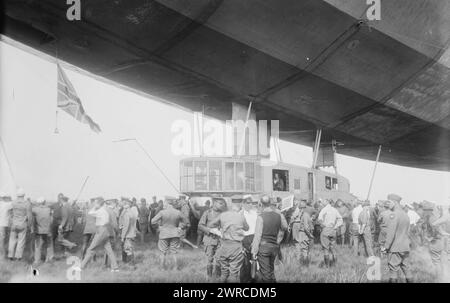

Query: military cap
<box><xmin>387</xmin><ymin>193</ymin><xmax>402</xmax><ymax>203</ymax></box>
<box><xmin>36</xmin><ymin>197</ymin><xmax>46</xmax><ymax>204</ymax></box>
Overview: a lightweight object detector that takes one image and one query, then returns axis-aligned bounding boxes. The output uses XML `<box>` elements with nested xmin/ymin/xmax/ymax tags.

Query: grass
<box><xmin>1</xmin><ymin>232</ymin><xmax>448</xmax><ymax>283</ymax></box>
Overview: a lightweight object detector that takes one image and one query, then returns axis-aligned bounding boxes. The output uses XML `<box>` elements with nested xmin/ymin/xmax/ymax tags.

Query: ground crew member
<box><xmin>31</xmin><ymin>197</ymin><xmax>52</xmax><ymax>265</ymax></box>
<box><xmin>104</xmin><ymin>199</ymin><xmax>120</xmax><ymax>267</ymax></box>
<box><xmin>8</xmin><ymin>188</ymin><xmax>32</xmax><ymax>261</ymax></box>
<box><xmin>151</xmin><ymin>196</ymin><xmax>186</xmax><ymax>269</ymax></box>
<box><xmin>424</xmin><ymin>203</ymin><xmax>449</xmax><ymax>278</ymax></box>
<box><xmin>119</xmin><ymin>198</ymin><xmax>138</xmax><ymax>264</ymax></box>
<box><xmin>351</xmin><ymin>199</ymin><xmax>363</xmax><ymax>255</ymax></box>
<box><xmin>0</xmin><ymin>192</ymin><xmax>12</xmax><ymax>259</ymax></box>
<box><xmin>377</xmin><ymin>200</ymin><xmax>392</xmax><ymax>255</ymax></box>
<box><xmin>380</xmin><ymin>194</ymin><xmax>411</xmax><ymax>283</ymax></box>
<box><xmin>357</xmin><ymin>200</ymin><xmax>374</xmax><ymax>257</ymax></box>
<box><xmin>178</xmin><ymin>197</ymin><xmax>193</xmax><ymax>248</ymax></box>
<box><xmin>138</xmin><ymin>198</ymin><xmax>150</xmax><ymax>244</ymax></box>
<box><xmin>81</xmin><ymin>199</ymin><xmax>97</xmax><ymax>259</ymax></box>
<box><xmin>198</xmin><ymin>197</ymin><xmax>225</xmax><ymax>278</ymax></box>
<box><xmin>78</xmin><ymin>197</ymin><xmax>119</xmax><ymax>272</ymax></box>
<box><xmin>240</xmin><ymin>195</ymin><xmax>258</xmax><ymax>282</ymax></box>
<box><xmin>251</xmin><ymin>195</ymin><xmax>287</xmax><ymax>283</ymax></box>
<box><xmin>58</xmin><ymin>196</ymin><xmax>75</xmax><ymax>256</ymax></box>
<box><xmin>290</xmin><ymin>199</ymin><xmax>313</xmax><ymax>266</ymax></box>
<box><xmin>317</xmin><ymin>199</ymin><xmax>343</xmax><ymax>267</ymax></box>
<box><xmin>336</xmin><ymin>199</ymin><xmax>350</xmax><ymax>246</ymax></box>
<box><xmin>210</xmin><ymin>201</ymin><xmax>249</xmax><ymax>283</ymax></box>
<box><xmin>49</xmin><ymin>193</ymin><xmax>65</xmax><ymax>260</ymax></box>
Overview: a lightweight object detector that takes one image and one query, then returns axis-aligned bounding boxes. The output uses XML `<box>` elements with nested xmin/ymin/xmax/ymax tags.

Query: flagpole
<box><xmin>74</xmin><ymin>176</ymin><xmax>90</xmax><ymax>202</ymax></box>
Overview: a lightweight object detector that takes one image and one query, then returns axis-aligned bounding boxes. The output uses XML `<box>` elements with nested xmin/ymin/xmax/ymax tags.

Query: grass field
<box><xmin>1</xmin><ymin>232</ymin><xmax>448</xmax><ymax>283</ymax></box>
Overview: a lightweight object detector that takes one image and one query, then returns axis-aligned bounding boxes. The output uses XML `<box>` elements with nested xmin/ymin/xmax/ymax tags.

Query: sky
<box><xmin>1</xmin><ymin>39</ymin><xmax>449</xmax><ymax>205</ymax></box>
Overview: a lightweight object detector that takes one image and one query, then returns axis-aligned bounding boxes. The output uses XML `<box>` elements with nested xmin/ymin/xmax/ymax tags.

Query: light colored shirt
<box><xmin>242</xmin><ymin>209</ymin><xmax>258</xmax><ymax>236</ymax></box>
<box><xmin>407</xmin><ymin>209</ymin><xmax>421</xmax><ymax>225</ymax></box>
<box><xmin>352</xmin><ymin>205</ymin><xmax>363</xmax><ymax>224</ymax></box>
<box><xmin>0</xmin><ymin>202</ymin><xmax>13</xmax><ymax>227</ymax></box>
<box><xmin>318</xmin><ymin>204</ymin><xmax>343</xmax><ymax>229</ymax></box>
<box><xmin>88</xmin><ymin>206</ymin><xmax>110</xmax><ymax>227</ymax></box>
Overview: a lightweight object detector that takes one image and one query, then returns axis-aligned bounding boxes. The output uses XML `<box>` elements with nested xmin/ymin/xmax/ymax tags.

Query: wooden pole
<box><xmin>367</xmin><ymin>145</ymin><xmax>382</xmax><ymax>201</ymax></box>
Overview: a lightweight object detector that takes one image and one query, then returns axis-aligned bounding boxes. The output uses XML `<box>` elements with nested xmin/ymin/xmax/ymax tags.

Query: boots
<box><xmin>214</xmin><ymin>264</ymin><xmax>221</xmax><ymax>279</ymax></box>
<box><xmin>323</xmin><ymin>255</ymin><xmax>330</xmax><ymax>268</ymax></box>
<box><xmin>207</xmin><ymin>264</ymin><xmax>213</xmax><ymax>277</ymax></box>
<box><xmin>329</xmin><ymin>255</ymin><xmax>337</xmax><ymax>267</ymax></box>
<box><xmin>304</xmin><ymin>256</ymin><xmax>310</xmax><ymax>267</ymax></box>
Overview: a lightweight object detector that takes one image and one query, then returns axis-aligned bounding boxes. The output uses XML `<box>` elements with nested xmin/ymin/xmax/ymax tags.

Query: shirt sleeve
<box><xmin>251</xmin><ymin>216</ymin><xmax>263</xmax><ymax>256</ymax></box>
<box><xmin>151</xmin><ymin>211</ymin><xmax>162</xmax><ymax>225</ymax></box>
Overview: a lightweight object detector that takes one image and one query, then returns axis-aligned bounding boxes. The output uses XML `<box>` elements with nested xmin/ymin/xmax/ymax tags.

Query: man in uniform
<box><xmin>0</xmin><ymin>192</ymin><xmax>12</xmax><ymax>259</ymax></box>
<box><xmin>377</xmin><ymin>200</ymin><xmax>392</xmax><ymax>256</ymax></box>
<box><xmin>251</xmin><ymin>195</ymin><xmax>288</xmax><ymax>283</ymax></box>
<box><xmin>380</xmin><ymin>194</ymin><xmax>411</xmax><ymax>283</ymax></box>
<box><xmin>119</xmin><ymin>198</ymin><xmax>138</xmax><ymax>265</ymax></box>
<box><xmin>290</xmin><ymin>199</ymin><xmax>313</xmax><ymax>266</ymax></box>
<box><xmin>8</xmin><ymin>188</ymin><xmax>32</xmax><ymax>261</ymax></box>
<box><xmin>151</xmin><ymin>196</ymin><xmax>186</xmax><ymax>269</ymax></box>
<box><xmin>31</xmin><ymin>197</ymin><xmax>52</xmax><ymax>265</ymax></box>
<box><xmin>198</xmin><ymin>197</ymin><xmax>225</xmax><ymax>278</ymax></box>
<box><xmin>138</xmin><ymin>198</ymin><xmax>150</xmax><ymax>244</ymax></box>
<box><xmin>210</xmin><ymin>201</ymin><xmax>248</xmax><ymax>283</ymax></box>
<box><xmin>317</xmin><ymin>199</ymin><xmax>343</xmax><ymax>267</ymax></box>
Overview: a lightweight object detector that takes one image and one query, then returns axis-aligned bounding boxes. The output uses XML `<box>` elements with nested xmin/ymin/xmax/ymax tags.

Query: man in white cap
<box><xmin>32</xmin><ymin>197</ymin><xmax>52</xmax><ymax>265</ymax></box>
<box><xmin>79</xmin><ymin>197</ymin><xmax>119</xmax><ymax>272</ymax></box>
<box><xmin>8</xmin><ymin>188</ymin><xmax>32</xmax><ymax>261</ymax></box>
<box><xmin>0</xmin><ymin>192</ymin><xmax>13</xmax><ymax>259</ymax></box>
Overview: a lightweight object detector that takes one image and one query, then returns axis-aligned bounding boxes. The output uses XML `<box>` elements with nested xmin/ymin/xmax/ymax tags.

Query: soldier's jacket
<box><xmin>138</xmin><ymin>205</ymin><xmax>150</xmax><ymax>224</ymax></box>
<box><xmin>290</xmin><ymin>208</ymin><xmax>313</xmax><ymax>240</ymax></box>
<box><xmin>198</xmin><ymin>208</ymin><xmax>221</xmax><ymax>246</ymax></box>
<box><xmin>32</xmin><ymin>205</ymin><xmax>52</xmax><ymax>235</ymax></box>
<box><xmin>180</xmin><ymin>202</ymin><xmax>191</xmax><ymax>229</ymax></box>
<box><xmin>11</xmin><ymin>200</ymin><xmax>32</xmax><ymax>230</ymax></box>
<box><xmin>385</xmin><ymin>205</ymin><xmax>410</xmax><ymax>252</ymax></box>
<box><xmin>151</xmin><ymin>205</ymin><xmax>186</xmax><ymax>239</ymax></box>
<box><xmin>378</xmin><ymin>209</ymin><xmax>393</xmax><ymax>235</ymax></box>
<box><xmin>119</xmin><ymin>207</ymin><xmax>138</xmax><ymax>239</ymax></box>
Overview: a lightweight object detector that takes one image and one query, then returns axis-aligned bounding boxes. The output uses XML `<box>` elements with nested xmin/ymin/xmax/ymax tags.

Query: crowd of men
<box><xmin>0</xmin><ymin>188</ymin><xmax>449</xmax><ymax>283</ymax></box>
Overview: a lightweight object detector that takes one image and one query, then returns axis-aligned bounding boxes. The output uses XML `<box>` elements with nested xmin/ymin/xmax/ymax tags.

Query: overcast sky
<box><xmin>1</xmin><ymin>40</ymin><xmax>449</xmax><ymax>204</ymax></box>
